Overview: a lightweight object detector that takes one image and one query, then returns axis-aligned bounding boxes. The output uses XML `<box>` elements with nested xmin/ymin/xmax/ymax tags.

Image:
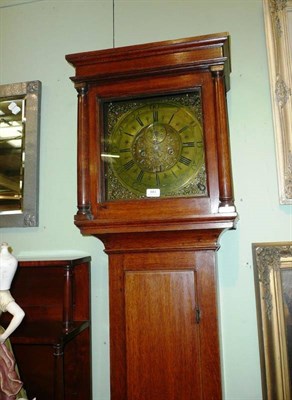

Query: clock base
<box><xmin>102</xmin><ymin>230</ymin><xmax>223</xmax><ymax>400</ymax></box>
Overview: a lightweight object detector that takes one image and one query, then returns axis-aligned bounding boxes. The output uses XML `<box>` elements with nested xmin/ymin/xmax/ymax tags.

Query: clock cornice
<box><xmin>66</xmin><ymin>32</ymin><xmax>231</xmax><ymax>90</ymax></box>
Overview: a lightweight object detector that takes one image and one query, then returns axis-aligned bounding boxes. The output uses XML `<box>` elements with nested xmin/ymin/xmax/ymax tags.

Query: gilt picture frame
<box><xmin>253</xmin><ymin>242</ymin><xmax>292</xmax><ymax>399</ymax></box>
<box><xmin>263</xmin><ymin>0</ymin><xmax>292</xmax><ymax>204</ymax></box>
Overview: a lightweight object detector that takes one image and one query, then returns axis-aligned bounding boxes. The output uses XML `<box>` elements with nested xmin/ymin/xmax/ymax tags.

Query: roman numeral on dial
<box><xmin>179</xmin><ymin>155</ymin><xmax>192</xmax><ymax>166</ymax></box>
<box><xmin>135</xmin><ymin>116</ymin><xmax>144</xmax><ymax>126</ymax></box>
<box><xmin>155</xmin><ymin>173</ymin><xmax>160</xmax><ymax>187</ymax></box>
<box><xmin>123</xmin><ymin>159</ymin><xmax>135</xmax><ymax>170</ymax></box>
<box><xmin>178</xmin><ymin>125</ymin><xmax>189</xmax><ymax>133</ymax></box>
<box><xmin>136</xmin><ymin>170</ymin><xmax>144</xmax><ymax>183</ymax></box>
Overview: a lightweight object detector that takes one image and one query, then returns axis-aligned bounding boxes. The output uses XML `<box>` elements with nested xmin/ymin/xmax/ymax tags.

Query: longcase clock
<box><xmin>66</xmin><ymin>32</ymin><xmax>238</xmax><ymax>400</ymax></box>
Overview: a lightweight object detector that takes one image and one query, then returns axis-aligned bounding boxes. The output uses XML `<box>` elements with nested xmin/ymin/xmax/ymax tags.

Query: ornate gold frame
<box><xmin>253</xmin><ymin>242</ymin><xmax>292</xmax><ymax>399</ymax></box>
<box><xmin>263</xmin><ymin>0</ymin><xmax>292</xmax><ymax>204</ymax></box>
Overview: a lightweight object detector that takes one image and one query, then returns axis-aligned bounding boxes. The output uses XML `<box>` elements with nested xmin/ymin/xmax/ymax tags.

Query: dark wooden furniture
<box><xmin>3</xmin><ymin>256</ymin><xmax>92</xmax><ymax>400</ymax></box>
<box><xmin>66</xmin><ymin>33</ymin><xmax>238</xmax><ymax>400</ymax></box>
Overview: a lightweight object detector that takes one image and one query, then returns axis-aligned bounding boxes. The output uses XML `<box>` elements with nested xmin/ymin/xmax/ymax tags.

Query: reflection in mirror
<box><xmin>0</xmin><ymin>98</ymin><xmax>25</xmax><ymax>213</ymax></box>
<box><xmin>0</xmin><ymin>81</ymin><xmax>41</xmax><ymax>227</ymax></box>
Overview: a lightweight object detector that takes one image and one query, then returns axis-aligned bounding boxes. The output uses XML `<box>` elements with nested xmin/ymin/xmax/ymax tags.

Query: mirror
<box><xmin>0</xmin><ymin>81</ymin><xmax>41</xmax><ymax>227</ymax></box>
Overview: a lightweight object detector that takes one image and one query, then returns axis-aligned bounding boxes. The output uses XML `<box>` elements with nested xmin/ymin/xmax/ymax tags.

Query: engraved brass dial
<box><xmin>103</xmin><ymin>93</ymin><xmax>206</xmax><ymax>200</ymax></box>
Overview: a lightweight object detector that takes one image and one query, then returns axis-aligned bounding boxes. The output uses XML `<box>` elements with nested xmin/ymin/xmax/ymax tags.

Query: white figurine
<box><xmin>0</xmin><ymin>242</ymin><xmax>25</xmax><ymax>343</ymax></box>
<box><xmin>0</xmin><ymin>242</ymin><xmax>28</xmax><ymax>400</ymax></box>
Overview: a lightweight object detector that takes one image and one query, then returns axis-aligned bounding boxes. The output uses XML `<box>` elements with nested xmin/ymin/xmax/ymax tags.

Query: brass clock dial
<box><xmin>102</xmin><ymin>92</ymin><xmax>207</xmax><ymax>201</ymax></box>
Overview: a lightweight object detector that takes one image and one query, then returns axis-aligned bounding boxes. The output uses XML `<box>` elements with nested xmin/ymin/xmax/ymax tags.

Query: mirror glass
<box><xmin>0</xmin><ymin>81</ymin><xmax>41</xmax><ymax>227</ymax></box>
<box><xmin>0</xmin><ymin>98</ymin><xmax>25</xmax><ymax>213</ymax></box>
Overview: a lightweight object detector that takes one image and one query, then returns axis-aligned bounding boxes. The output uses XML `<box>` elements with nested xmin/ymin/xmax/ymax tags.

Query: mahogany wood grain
<box><xmin>66</xmin><ymin>33</ymin><xmax>238</xmax><ymax>400</ymax></box>
<box><xmin>66</xmin><ymin>32</ymin><xmax>230</xmax><ymax>89</ymax></box>
<box><xmin>106</xmin><ymin>237</ymin><xmax>222</xmax><ymax>400</ymax></box>
<box><xmin>125</xmin><ymin>270</ymin><xmax>202</xmax><ymax>400</ymax></box>
<box><xmin>211</xmin><ymin>66</ymin><xmax>235</xmax><ymax>208</ymax></box>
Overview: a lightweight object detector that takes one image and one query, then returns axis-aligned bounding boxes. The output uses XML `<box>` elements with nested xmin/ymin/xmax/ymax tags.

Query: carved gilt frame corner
<box><xmin>253</xmin><ymin>242</ymin><xmax>292</xmax><ymax>399</ymax></box>
<box><xmin>263</xmin><ymin>0</ymin><xmax>292</xmax><ymax>204</ymax></box>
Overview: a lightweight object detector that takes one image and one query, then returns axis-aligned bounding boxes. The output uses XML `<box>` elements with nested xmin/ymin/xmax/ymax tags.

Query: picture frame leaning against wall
<box><xmin>253</xmin><ymin>241</ymin><xmax>292</xmax><ymax>400</ymax></box>
<box><xmin>263</xmin><ymin>0</ymin><xmax>292</xmax><ymax>204</ymax></box>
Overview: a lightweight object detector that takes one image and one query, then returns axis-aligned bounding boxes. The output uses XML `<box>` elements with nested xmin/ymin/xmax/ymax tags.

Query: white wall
<box><xmin>0</xmin><ymin>1</ymin><xmax>291</xmax><ymax>399</ymax></box>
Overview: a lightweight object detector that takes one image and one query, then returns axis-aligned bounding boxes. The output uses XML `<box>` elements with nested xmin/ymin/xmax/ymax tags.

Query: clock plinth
<box><xmin>66</xmin><ymin>32</ymin><xmax>237</xmax><ymax>400</ymax></box>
